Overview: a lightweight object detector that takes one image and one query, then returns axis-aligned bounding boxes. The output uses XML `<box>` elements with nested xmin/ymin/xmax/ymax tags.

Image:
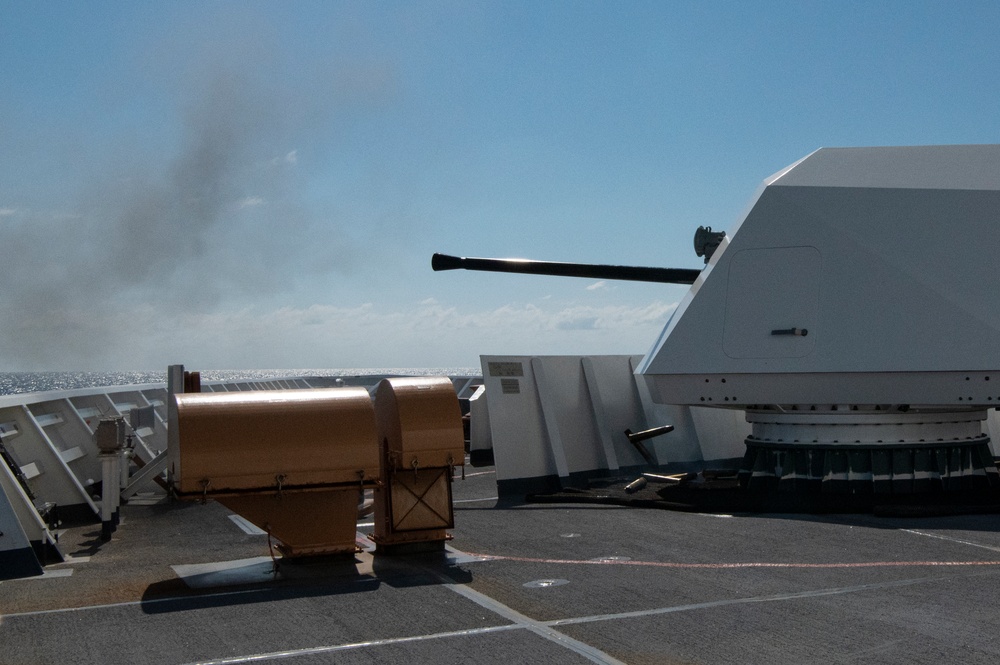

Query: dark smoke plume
<box><xmin>0</xmin><ymin>19</ymin><xmax>394</xmax><ymax>370</ymax></box>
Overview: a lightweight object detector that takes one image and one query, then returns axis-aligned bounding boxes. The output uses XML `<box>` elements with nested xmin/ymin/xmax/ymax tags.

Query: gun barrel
<box><xmin>431</xmin><ymin>253</ymin><xmax>700</xmax><ymax>285</ymax></box>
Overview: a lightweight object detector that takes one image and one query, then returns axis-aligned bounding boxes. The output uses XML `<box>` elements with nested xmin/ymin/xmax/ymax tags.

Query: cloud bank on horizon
<box><xmin>2</xmin><ymin>2</ymin><xmax>999</xmax><ymax>371</ymax></box>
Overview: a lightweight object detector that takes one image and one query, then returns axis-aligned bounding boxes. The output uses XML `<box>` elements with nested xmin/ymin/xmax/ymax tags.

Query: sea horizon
<box><xmin>0</xmin><ymin>368</ymin><xmax>482</xmax><ymax>396</ymax></box>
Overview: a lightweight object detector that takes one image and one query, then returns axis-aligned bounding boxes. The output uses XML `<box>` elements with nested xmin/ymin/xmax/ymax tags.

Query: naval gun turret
<box><xmin>435</xmin><ymin>145</ymin><xmax>1000</xmax><ymax>500</ymax></box>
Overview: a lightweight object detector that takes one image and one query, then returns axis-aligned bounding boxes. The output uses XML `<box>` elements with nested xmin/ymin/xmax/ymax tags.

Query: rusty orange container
<box><xmin>169</xmin><ymin>388</ymin><xmax>380</xmax><ymax>557</ymax></box>
<box><xmin>372</xmin><ymin>377</ymin><xmax>465</xmax><ymax>551</ymax></box>
<box><xmin>374</xmin><ymin>377</ymin><xmax>464</xmax><ymax>471</ymax></box>
<box><xmin>170</xmin><ymin>388</ymin><xmax>379</xmax><ymax>497</ymax></box>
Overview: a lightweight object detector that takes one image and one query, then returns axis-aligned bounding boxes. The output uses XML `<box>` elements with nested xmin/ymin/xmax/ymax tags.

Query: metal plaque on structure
<box><xmin>488</xmin><ymin>362</ymin><xmax>524</xmax><ymax>377</ymax></box>
<box><xmin>500</xmin><ymin>379</ymin><xmax>521</xmax><ymax>394</ymax></box>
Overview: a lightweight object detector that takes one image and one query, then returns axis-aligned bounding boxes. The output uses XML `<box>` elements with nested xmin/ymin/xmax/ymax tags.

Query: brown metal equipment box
<box><xmin>372</xmin><ymin>377</ymin><xmax>465</xmax><ymax>550</ymax></box>
<box><xmin>170</xmin><ymin>387</ymin><xmax>379</xmax><ymax>497</ymax></box>
<box><xmin>374</xmin><ymin>377</ymin><xmax>465</xmax><ymax>472</ymax></box>
<box><xmin>169</xmin><ymin>387</ymin><xmax>381</xmax><ymax>556</ymax></box>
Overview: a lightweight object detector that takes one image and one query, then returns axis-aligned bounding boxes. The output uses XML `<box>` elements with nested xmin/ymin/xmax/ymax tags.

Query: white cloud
<box><xmin>557</xmin><ymin>315</ymin><xmax>599</xmax><ymax>331</ymax></box>
<box><xmin>239</xmin><ymin>196</ymin><xmax>266</xmax><ymax>208</ymax></box>
<box><xmin>269</xmin><ymin>150</ymin><xmax>298</xmax><ymax>167</ymax></box>
<box><xmin>146</xmin><ymin>298</ymin><xmax>681</xmax><ymax>370</ymax></box>
<box><xmin>0</xmin><ymin>257</ymin><xmax>678</xmax><ymax>369</ymax></box>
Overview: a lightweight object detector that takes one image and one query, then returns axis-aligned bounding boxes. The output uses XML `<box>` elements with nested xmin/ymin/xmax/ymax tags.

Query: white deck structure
<box><xmin>639</xmin><ymin>144</ymin><xmax>1000</xmax><ymax>408</ymax></box>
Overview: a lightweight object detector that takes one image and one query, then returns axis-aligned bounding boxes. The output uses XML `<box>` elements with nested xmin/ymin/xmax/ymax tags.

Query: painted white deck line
<box><xmin>2</xmin><ymin>568</ymin><xmax>74</xmax><ymax>582</ymax></box>
<box><xmin>441</xmin><ymin>577</ymin><xmax>627</xmax><ymax>665</ymax></box>
<box><xmin>58</xmin><ymin>554</ymin><xmax>91</xmax><ymax>564</ymax></box>
<box><xmin>183</xmin><ymin>625</ymin><xmax>522</xmax><ymax>665</ymax></box>
<box><xmin>171</xmin><ymin>556</ymin><xmax>276</xmax><ymax>588</ymax></box>
<box><xmin>228</xmin><ymin>514</ymin><xmax>267</xmax><ymax>535</ymax></box>
<box><xmin>168</xmin><ymin>567</ymin><xmax>973</xmax><ymax>665</ymax></box>
<box><xmin>900</xmin><ymin>528</ymin><xmax>1000</xmax><ymax>555</ymax></box>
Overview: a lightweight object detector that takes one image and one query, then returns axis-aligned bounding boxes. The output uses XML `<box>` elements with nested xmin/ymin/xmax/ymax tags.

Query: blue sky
<box><xmin>1</xmin><ymin>1</ymin><xmax>998</xmax><ymax>371</ymax></box>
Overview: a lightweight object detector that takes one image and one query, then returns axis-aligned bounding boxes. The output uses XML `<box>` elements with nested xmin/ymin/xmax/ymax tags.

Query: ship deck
<box><xmin>3</xmin><ymin>464</ymin><xmax>1000</xmax><ymax>664</ymax></box>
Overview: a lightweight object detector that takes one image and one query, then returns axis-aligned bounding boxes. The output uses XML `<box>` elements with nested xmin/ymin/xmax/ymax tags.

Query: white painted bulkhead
<box><xmin>479</xmin><ymin>355</ymin><xmax>748</xmax><ymax>496</ymax></box>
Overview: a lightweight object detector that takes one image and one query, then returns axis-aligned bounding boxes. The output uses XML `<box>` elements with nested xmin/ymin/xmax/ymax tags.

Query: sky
<box><xmin>1</xmin><ymin>1</ymin><xmax>999</xmax><ymax>372</ymax></box>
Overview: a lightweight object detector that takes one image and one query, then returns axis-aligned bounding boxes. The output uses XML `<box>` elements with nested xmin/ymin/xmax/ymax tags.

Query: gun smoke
<box><xmin>0</xmin><ymin>24</ymin><xmax>392</xmax><ymax>370</ymax></box>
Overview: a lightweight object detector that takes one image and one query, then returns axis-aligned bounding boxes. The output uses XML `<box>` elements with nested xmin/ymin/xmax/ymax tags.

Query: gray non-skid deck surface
<box><xmin>3</xmin><ymin>467</ymin><xmax>1000</xmax><ymax>664</ymax></box>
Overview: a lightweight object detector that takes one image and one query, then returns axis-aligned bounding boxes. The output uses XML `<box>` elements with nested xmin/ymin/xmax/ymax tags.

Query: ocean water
<box><xmin>0</xmin><ymin>368</ymin><xmax>481</xmax><ymax>396</ymax></box>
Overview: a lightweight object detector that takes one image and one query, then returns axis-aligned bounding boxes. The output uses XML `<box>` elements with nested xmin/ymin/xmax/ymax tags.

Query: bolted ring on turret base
<box><xmin>738</xmin><ymin>407</ymin><xmax>1000</xmax><ymax>495</ymax></box>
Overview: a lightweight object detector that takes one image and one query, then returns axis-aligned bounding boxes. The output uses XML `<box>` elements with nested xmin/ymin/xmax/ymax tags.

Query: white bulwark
<box><xmin>479</xmin><ymin>355</ymin><xmax>747</xmax><ymax>496</ymax></box>
<box><xmin>0</xmin><ymin>464</ymin><xmax>43</xmax><ymax>579</ymax></box>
